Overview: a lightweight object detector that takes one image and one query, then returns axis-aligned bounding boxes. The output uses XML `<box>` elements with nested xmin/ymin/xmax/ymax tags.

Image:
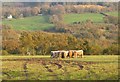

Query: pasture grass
<box><xmin>2</xmin><ymin>16</ymin><xmax>54</xmax><ymax>30</ymax></box>
<box><xmin>1</xmin><ymin>55</ymin><xmax>118</xmax><ymax>63</ymax></box>
<box><xmin>63</xmin><ymin>55</ymin><xmax>118</xmax><ymax>63</ymax></box>
<box><xmin>63</xmin><ymin>13</ymin><xmax>104</xmax><ymax>24</ymax></box>
<box><xmin>2</xmin><ymin>12</ymin><xmax>118</xmax><ymax>31</ymax></box>
<box><xmin>1</xmin><ymin>55</ymin><xmax>119</xmax><ymax>80</ymax></box>
<box><xmin>106</xmin><ymin>11</ymin><xmax>118</xmax><ymax>17</ymax></box>
<box><xmin>1</xmin><ymin>55</ymin><xmax>50</xmax><ymax>59</ymax></box>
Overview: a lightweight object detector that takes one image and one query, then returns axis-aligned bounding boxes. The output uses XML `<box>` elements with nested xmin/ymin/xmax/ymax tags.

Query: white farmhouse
<box><xmin>7</xmin><ymin>14</ymin><xmax>12</xmax><ymax>19</ymax></box>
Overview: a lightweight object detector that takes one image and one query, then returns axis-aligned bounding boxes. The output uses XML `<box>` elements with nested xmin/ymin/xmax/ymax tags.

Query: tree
<box><xmin>20</xmin><ymin>31</ymin><xmax>35</xmax><ymax>55</ymax></box>
<box><xmin>2</xmin><ymin>24</ymin><xmax>20</xmax><ymax>54</ymax></box>
<box><xmin>23</xmin><ymin>7</ymin><xmax>32</xmax><ymax>17</ymax></box>
<box><xmin>103</xmin><ymin>44</ymin><xmax>118</xmax><ymax>55</ymax></box>
<box><xmin>50</xmin><ymin>4</ymin><xmax>65</xmax><ymax>15</ymax></box>
<box><xmin>41</xmin><ymin>4</ymin><xmax>50</xmax><ymax>15</ymax></box>
<box><xmin>31</xmin><ymin>7</ymin><xmax>40</xmax><ymax>16</ymax></box>
<box><xmin>103</xmin><ymin>16</ymin><xmax>118</xmax><ymax>25</ymax></box>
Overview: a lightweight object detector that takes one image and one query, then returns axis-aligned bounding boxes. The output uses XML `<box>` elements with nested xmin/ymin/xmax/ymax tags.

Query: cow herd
<box><xmin>51</xmin><ymin>50</ymin><xmax>83</xmax><ymax>58</ymax></box>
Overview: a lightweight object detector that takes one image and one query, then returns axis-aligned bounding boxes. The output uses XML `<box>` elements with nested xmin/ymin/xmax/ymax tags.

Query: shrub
<box><xmin>103</xmin><ymin>16</ymin><xmax>118</xmax><ymax>25</ymax></box>
<box><xmin>2</xmin><ymin>50</ymin><xmax>9</xmax><ymax>55</ymax></box>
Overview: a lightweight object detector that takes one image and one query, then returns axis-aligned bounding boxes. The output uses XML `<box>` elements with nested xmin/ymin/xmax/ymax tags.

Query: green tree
<box><xmin>20</xmin><ymin>31</ymin><xmax>35</xmax><ymax>55</ymax></box>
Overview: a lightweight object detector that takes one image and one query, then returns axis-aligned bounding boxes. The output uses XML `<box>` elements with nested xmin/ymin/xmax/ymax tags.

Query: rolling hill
<box><xmin>63</xmin><ymin>13</ymin><xmax>104</xmax><ymax>24</ymax></box>
<box><xmin>2</xmin><ymin>12</ymin><xmax>118</xmax><ymax>30</ymax></box>
<box><xmin>3</xmin><ymin>16</ymin><xmax>54</xmax><ymax>30</ymax></box>
<box><xmin>105</xmin><ymin>11</ymin><xmax>118</xmax><ymax>17</ymax></box>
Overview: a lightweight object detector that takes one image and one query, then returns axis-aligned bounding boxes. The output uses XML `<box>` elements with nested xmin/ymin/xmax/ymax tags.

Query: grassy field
<box><xmin>63</xmin><ymin>13</ymin><xmax>104</xmax><ymax>24</ymax></box>
<box><xmin>106</xmin><ymin>11</ymin><xmax>118</xmax><ymax>17</ymax></box>
<box><xmin>3</xmin><ymin>16</ymin><xmax>54</xmax><ymax>30</ymax></box>
<box><xmin>2</xmin><ymin>12</ymin><xmax>118</xmax><ymax>30</ymax></box>
<box><xmin>1</xmin><ymin>55</ymin><xmax>118</xmax><ymax>80</ymax></box>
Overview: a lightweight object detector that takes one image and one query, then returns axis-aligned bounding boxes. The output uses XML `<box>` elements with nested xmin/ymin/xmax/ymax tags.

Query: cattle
<box><xmin>61</xmin><ymin>51</ymin><xmax>69</xmax><ymax>58</ymax></box>
<box><xmin>74</xmin><ymin>51</ymin><xmax>78</xmax><ymax>58</ymax></box>
<box><xmin>51</xmin><ymin>50</ymin><xmax>83</xmax><ymax>58</ymax></box>
<box><xmin>68</xmin><ymin>50</ymin><xmax>73</xmax><ymax>58</ymax></box>
<box><xmin>51</xmin><ymin>51</ymin><xmax>59</xmax><ymax>58</ymax></box>
<box><xmin>68</xmin><ymin>50</ymin><xmax>84</xmax><ymax>58</ymax></box>
<box><xmin>68</xmin><ymin>50</ymin><xmax>75</xmax><ymax>58</ymax></box>
<box><xmin>75</xmin><ymin>50</ymin><xmax>84</xmax><ymax>58</ymax></box>
<box><xmin>57</xmin><ymin>50</ymin><xmax>69</xmax><ymax>58</ymax></box>
<box><xmin>51</xmin><ymin>50</ymin><xmax>69</xmax><ymax>58</ymax></box>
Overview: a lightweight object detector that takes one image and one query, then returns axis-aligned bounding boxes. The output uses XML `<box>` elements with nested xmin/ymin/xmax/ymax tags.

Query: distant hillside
<box><xmin>3</xmin><ymin>13</ymin><xmax>104</xmax><ymax>30</ymax></box>
<box><xmin>105</xmin><ymin>11</ymin><xmax>118</xmax><ymax>17</ymax></box>
<box><xmin>63</xmin><ymin>13</ymin><xmax>104</xmax><ymax>24</ymax></box>
<box><xmin>2</xmin><ymin>12</ymin><xmax>118</xmax><ymax>30</ymax></box>
<box><xmin>3</xmin><ymin>16</ymin><xmax>54</xmax><ymax>30</ymax></box>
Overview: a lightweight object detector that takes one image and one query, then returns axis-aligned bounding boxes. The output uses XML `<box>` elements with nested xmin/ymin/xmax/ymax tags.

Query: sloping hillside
<box><xmin>63</xmin><ymin>13</ymin><xmax>104</xmax><ymax>24</ymax></box>
<box><xmin>3</xmin><ymin>16</ymin><xmax>54</xmax><ymax>30</ymax></box>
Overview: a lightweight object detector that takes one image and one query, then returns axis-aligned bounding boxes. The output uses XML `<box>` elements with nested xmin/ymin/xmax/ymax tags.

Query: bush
<box><xmin>103</xmin><ymin>16</ymin><xmax>118</xmax><ymax>25</ymax></box>
<box><xmin>103</xmin><ymin>44</ymin><xmax>118</xmax><ymax>55</ymax></box>
<box><xmin>2</xmin><ymin>50</ymin><xmax>9</xmax><ymax>55</ymax></box>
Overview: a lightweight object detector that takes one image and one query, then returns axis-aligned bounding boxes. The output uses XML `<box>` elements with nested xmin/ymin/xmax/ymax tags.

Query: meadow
<box><xmin>2</xmin><ymin>13</ymin><xmax>104</xmax><ymax>30</ymax></box>
<box><xmin>2</xmin><ymin>12</ymin><xmax>118</xmax><ymax>30</ymax></box>
<box><xmin>2</xmin><ymin>16</ymin><xmax>54</xmax><ymax>30</ymax></box>
<box><xmin>105</xmin><ymin>11</ymin><xmax>118</xmax><ymax>17</ymax></box>
<box><xmin>1</xmin><ymin>55</ymin><xmax>118</xmax><ymax>80</ymax></box>
<box><xmin>63</xmin><ymin>13</ymin><xmax>104</xmax><ymax>24</ymax></box>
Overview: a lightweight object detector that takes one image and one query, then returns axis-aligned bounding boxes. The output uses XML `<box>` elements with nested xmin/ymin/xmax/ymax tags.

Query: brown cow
<box><xmin>68</xmin><ymin>50</ymin><xmax>84</xmax><ymax>58</ymax></box>
<box><xmin>68</xmin><ymin>50</ymin><xmax>73</xmax><ymax>58</ymax></box>
<box><xmin>74</xmin><ymin>51</ymin><xmax>78</xmax><ymax>58</ymax></box>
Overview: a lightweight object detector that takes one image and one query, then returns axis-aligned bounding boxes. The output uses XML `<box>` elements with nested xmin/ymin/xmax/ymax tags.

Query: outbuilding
<box><xmin>7</xmin><ymin>14</ymin><xmax>12</xmax><ymax>19</ymax></box>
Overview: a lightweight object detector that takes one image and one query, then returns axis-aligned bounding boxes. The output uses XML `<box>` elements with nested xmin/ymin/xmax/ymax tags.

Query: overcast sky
<box><xmin>0</xmin><ymin>0</ymin><xmax>119</xmax><ymax>2</ymax></box>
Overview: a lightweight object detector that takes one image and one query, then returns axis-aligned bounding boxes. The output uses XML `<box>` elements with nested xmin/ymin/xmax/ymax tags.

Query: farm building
<box><xmin>7</xmin><ymin>14</ymin><xmax>12</xmax><ymax>19</ymax></box>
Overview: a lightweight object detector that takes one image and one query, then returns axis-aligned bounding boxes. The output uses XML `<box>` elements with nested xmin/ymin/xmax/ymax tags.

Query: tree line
<box><xmin>1</xmin><ymin>2</ymin><xmax>118</xmax><ymax>19</ymax></box>
<box><xmin>2</xmin><ymin>24</ymin><xmax>118</xmax><ymax>55</ymax></box>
